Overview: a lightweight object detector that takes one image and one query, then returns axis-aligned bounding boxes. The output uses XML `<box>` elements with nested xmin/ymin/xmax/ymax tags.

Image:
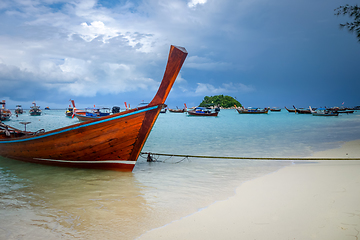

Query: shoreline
<box><xmin>138</xmin><ymin>140</ymin><xmax>360</xmax><ymax>240</ymax></box>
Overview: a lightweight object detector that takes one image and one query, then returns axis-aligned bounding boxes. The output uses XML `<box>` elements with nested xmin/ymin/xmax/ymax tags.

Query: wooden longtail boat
<box><xmin>309</xmin><ymin>106</ymin><xmax>339</xmax><ymax>116</ymax></box>
<box><xmin>0</xmin><ymin>100</ymin><xmax>12</xmax><ymax>121</ymax></box>
<box><xmin>168</xmin><ymin>103</ymin><xmax>186</xmax><ymax>113</ymax></box>
<box><xmin>292</xmin><ymin>105</ymin><xmax>311</xmax><ymax>114</ymax></box>
<box><xmin>15</xmin><ymin>105</ymin><xmax>24</xmax><ymax>114</ymax></box>
<box><xmin>187</xmin><ymin>107</ymin><xmax>219</xmax><ymax>116</ymax></box>
<box><xmin>29</xmin><ymin>102</ymin><xmax>42</xmax><ymax>116</ymax></box>
<box><xmin>236</xmin><ymin>107</ymin><xmax>269</xmax><ymax>114</ymax></box>
<box><xmin>74</xmin><ymin>107</ymin><xmax>111</xmax><ymax>122</ymax></box>
<box><xmin>0</xmin><ymin>45</ymin><xmax>188</xmax><ymax>171</ymax></box>
<box><xmin>285</xmin><ymin>106</ymin><xmax>296</xmax><ymax>113</ymax></box>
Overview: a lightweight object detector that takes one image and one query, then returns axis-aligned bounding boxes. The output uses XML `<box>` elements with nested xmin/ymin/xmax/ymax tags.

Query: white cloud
<box><xmin>188</xmin><ymin>0</ymin><xmax>207</xmax><ymax>8</ymax></box>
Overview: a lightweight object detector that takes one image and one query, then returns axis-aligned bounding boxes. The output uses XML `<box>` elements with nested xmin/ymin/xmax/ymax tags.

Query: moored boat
<box><xmin>15</xmin><ymin>105</ymin><xmax>24</xmax><ymax>114</ymax></box>
<box><xmin>45</xmin><ymin>106</ymin><xmax>50</xmax><ymax>110</ymax></box>
<box><xmin>0</xmin><ymin>45</ymin><xmax>187</xmax><ymax>171</ymax></box>
<box><xmin>0</xmin><ymin>100</ymin><xmax>12</xmax><ymax>121</ymax></box>
<box><xmin>29</xmin><ymin>102</ymin><xmax>42</xmax><ymax>116</ymax></box>
<box><xmin>270</xmin><ymin>108</ymin><xmax>281</xmax><ymax>112</ymax></box>
<box><xmin>285</xmin><ymin>106</ymin><xmax>296</xmax><ymax>113</ymax></box>
<box><xmin>293</xmin><ymin>105</ymin><xmax>311</xmax><ymax>114</ymax></box>
<box><xmin>74</xmin><ymin>107</ymin><xmax>111</xmax><ymax>121</ymax></box>
<box><xmin>236</xmin><ymin>107</ymin><xmax>269</xmax><ymax>114</ymax></box>
<box><xmin>168</xmin><ymin>104</ymin><xmax>186</xmax><ymax>113</ymax></box>
<box><xmin>309</xmin><ymin>106</ymin><xmax>339</xmax><ymax>116</ymax></box>
<box><xmin>187</xmin><ymin>107</ymin><xmax>219</xmax><ymax>116</ymax></box>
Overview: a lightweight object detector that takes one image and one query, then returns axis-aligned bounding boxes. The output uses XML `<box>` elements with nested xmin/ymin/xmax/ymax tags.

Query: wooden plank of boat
<box><xmin>0</xmin><ymin>45</ymin><xmax>188</xmax><ymax>171</ymax></box>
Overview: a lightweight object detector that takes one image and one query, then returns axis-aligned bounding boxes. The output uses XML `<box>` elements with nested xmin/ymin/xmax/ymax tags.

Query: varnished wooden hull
<box><xmin>0</xmin><ymin>106</ymin><xmax>160</xmax><ymax>171</ymax></box>
<box><xmin>0</xmin><ymin>45</ymin><xmax>188</xmax><ymax>171</ymax></box>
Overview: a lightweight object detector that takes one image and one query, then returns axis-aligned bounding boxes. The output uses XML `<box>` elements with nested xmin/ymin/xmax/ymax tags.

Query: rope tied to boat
<box><xmin>140</xmin><ymin>152</ymin><xmax>360</xmax><ymax>161</ymax></box>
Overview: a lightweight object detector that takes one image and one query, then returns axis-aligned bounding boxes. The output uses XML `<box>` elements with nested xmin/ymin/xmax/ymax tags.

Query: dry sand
<box><xmin>138</xmin><ymin>140</ymin><xmax>360</xmax><ymax>240</ymax></box>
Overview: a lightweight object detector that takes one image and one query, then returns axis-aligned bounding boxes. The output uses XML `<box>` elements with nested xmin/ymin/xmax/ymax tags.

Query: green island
<box><xmin>199</xmin><ymin>95</ymin><xmax>242</xmax><ymax>108</ymax></box>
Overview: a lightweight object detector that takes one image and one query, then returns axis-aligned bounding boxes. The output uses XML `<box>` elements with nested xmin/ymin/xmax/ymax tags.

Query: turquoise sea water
<box><xmin>1</xmin><ymin>109</ymin><xmax>360</xmax><ymax>239</ymax></box>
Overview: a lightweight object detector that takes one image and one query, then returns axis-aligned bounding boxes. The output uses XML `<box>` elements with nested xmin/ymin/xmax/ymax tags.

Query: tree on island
<box><xmin>199</xmin><ymin>95</ymin><xmax>242</xmax><ymax>108</ymax></box>
<box><xmin>334</xmin><ymin>4</ymin><xmax>360</xmax><ymax>42</ymax></box>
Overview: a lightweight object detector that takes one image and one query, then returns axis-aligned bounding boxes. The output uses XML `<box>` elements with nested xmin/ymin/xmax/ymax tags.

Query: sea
<box><xmin>1</xmin><ymin>108</ymin><xmax>360</xmax><ymax>239</ymax></box>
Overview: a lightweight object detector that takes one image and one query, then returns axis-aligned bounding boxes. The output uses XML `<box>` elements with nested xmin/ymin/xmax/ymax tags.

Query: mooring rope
<box><xmin>140</xmin><ymin>152</ymin><xmax>360</xmax><ymax>161</ymax></box>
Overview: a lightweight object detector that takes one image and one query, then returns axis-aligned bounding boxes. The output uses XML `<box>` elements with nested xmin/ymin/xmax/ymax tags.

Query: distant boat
<box><xmin>236</xmin><ymin>107</ymin><xmax>269</xmax><ymax>114</ymax></box>
<box><xmin>293</xmin><ymin>105</ymin><xmax>311</xmax><ymax>114</ymax></box>
<box><xmin>65</xmin><ymin>106</ymin><xmax>74</xmax><ymax>117</ymax></box>
<box><xmin>0</xmin><ymin>45</ymin><xmax>188</xmax><ymax>171</ymax></box>
<box><xmin>309</xmin><ymin>106</ymin><xmax>339</xmax><ymax>116</ymax></box>
<box><xmin>45</xmin><ymin>106</ymin><xmax>50</xmax><ymax>110</ymax></box>
<box><xmin>160</xmin><ymin>105</ymin><xmax>167</xmax><ymax>113</ymax></box>
<box><xmin>15</xmin><ymin>105</ymin><xmax>24</xmax><ymax>114</ymax></box>
<box><xmin>112</xmin><ymin>106</ymin><xmax>120</xmax><ymax>114</ymax></box>
<box><xmin>187</xmin><ymin>107</ymin><xmax>219</xmax><ymax>116</ymax></box>
<box><xmin>285</xmin><ymin>106</ymin><xmax>296</xmax><ymax>113</ymax></box>
<box><xmin>29</xmin><ymin>102</ymin><xmax>42</xmax><ymax>116</ymax></box>
<box><xmin>169</xmin><ymin>103</ymin><xmax>186</xmax><ymax>113</ymax></box>
<box><xmin>0</xmin><ymin>100</ymin><xmax>12</xmax><ymax>121</ymax></box>
<box><xmin>74</xmin><ymin>107</ymin><xmax>111</xmax><ymax>121</ymax></box>
<box><xmin>270</xmin><ymin>108</ymin><xmax>281</xmax><ymax>112</ymax></box>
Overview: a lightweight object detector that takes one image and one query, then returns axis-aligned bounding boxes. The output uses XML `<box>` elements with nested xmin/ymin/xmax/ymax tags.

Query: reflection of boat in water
<box><xmin>187</xmin><ymin>107</ymin><xmax>219</xmax><ymax>116</ymax></box>
<box><xmin>0</xmin><ymin>100</ymin><xmax>12</xmax><ymax>121</ymax></box>
<box><xmin>15</xmin><ymin>105</ymin><xmax>24</xmax><ymax>114</ymax></box>
<box><xmin>0</xmin><ymin>45</ymin><xmax>187</xmax><ymax>171</ymax></box>
<box><xmin>309</xmin><ymin>106</ymin><xmax>339</xmax><ymax>116</ymax></box>
<box><xmin>29</xmin><ymin>102</ymin><xmax>42</xmax><ymax>116</ymax></box>
<box><xmin>74</xmin><ymin>107</ymin><xmax>111</xmax><ymax>121</ymax></box>
<box><xmin>236</xmin><ymin>107</ymin><xmax>269</xmax><ymax>114</ymax></box>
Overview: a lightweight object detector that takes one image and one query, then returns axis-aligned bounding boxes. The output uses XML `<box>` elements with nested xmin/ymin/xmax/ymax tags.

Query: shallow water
<box><xmin>1</xmin><ymin>109</ymin><xmax>359</xmax><ymax>239</ymax></box>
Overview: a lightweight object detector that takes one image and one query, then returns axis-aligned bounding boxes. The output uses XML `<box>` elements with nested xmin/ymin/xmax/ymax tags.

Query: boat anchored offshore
<box><xmin>187</xmin><ymin>107</ymin><xmax>219</xmax><ymax>116</ymax></box>
<box><xmin>29</xmin><ymin>102</ymin><xmax>42</xmax><ymax>116</ymax></box>
<box><xmin>15</xmin><ymin>105</ymin><xmax>24</xmax><ymax>114</ymax></box>
<box><xmin>0</xmin><ymin>45</ymin><xmax>187</xmax><ymax>171</ymax></box>
<box><xmin>74</xmin><ymin>107</ymin><xmax>111</xmax><ymax>121</ymax></box>
<box><xmin>309</xmin><ymin>106</ymin><xmax>339</xmax><ymax>116</ymax></box>
<box><xmin>0</xmin><ymin>100</ymin><xmax>12</xmax><ymax>121</ymax></box>
<box><xmin>236</xmin><ymin>107</ymin><xmax>269</xmax><ymax>114</ymax></box>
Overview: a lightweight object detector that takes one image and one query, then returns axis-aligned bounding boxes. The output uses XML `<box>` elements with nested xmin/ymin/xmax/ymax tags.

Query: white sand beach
<box><xmin>138</xmin><ymin>140</ymin><xmax>360</xmax><ymax>240</ymax></box>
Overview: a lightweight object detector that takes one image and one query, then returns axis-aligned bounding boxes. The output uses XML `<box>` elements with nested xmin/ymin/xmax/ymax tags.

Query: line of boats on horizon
<box><xmin>2</xmin><ymin>99</ymin><xmax>359</xmax><ymax>122</ymax></box>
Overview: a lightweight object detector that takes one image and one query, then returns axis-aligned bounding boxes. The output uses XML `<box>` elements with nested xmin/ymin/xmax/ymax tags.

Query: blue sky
<box><xmin>0</xmin><ymin>0</ymin><xmax>359</xmax><ymax>110</ymax></box>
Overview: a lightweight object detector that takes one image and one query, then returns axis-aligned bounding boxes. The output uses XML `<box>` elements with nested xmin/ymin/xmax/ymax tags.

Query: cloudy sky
<box><xmin>0</xmin><ymin>0</ymin><xmax>359</xmax><ymax>110</ymax></box>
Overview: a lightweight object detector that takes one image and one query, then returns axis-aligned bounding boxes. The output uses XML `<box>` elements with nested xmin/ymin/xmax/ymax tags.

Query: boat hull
<box><xmin>236</xmin><ymin>109</ymin><xmax>268</xmax><ymax>114</ymax></box>
<box><xmin>187</xmin><ymin>111</ymin><xmax>218</xmax><ymax>116</ymax></box>
<box><xmin>0</xmin><ymin>106</ymin><xmax>161</xmax><ymax>171</ymax></box>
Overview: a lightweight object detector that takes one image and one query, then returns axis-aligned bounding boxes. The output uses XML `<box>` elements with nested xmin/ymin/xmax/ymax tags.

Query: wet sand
<box><xmin>138</xmin><ymin>140</ymin><xmax>360</xmax><ymax>240</ymax></box>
